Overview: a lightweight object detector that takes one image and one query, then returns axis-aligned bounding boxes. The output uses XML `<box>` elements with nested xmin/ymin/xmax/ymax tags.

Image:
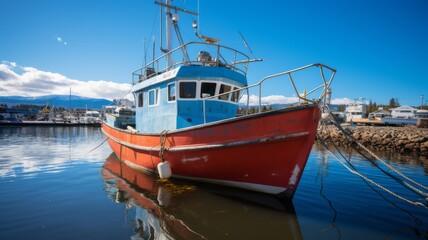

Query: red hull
<box><xmin>102</xmin><ymin>105</ymin><xmax>320</xmax><ymax>198</ymax></box>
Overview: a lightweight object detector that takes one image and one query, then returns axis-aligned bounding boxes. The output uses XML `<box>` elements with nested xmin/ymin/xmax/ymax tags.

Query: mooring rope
<box><xmin>322</xmin><ymin>105</ymin><xmax>428</xmax><ymax>195</ymax></box>
<box><xmin>334</xmin><ymin>133</ymin><xmax>428</xmax><ymax>199</ymax></box>
<box><xmin>328</xmin><ymin>132</ymin><xmax>428</xmax><ymax>199</ymax></box>
<box><xmin>319</xmin><ymin>105</ymin><xmax>428</xmax><ymax>207</ymax></box>
<box><xmin>343</xmin><ymin>127</ymin><xmax>428</xmax><ymax>193</ymax></box>
<box><xmin>318</xmin><ymin>135</ymin><xmax>428</xmax><ymax>209</ymax></box>
<box><xmin>326</xmin><ymin>134</ymin><xmax>427</xmax><ymax>225</ymax></box>
<box><xmin>86</xmin><ymin>138</ymin><xmax>108</xmax><ymax>154</ymax></box>
<box><xmin>67</xmin><ymin>137</ymin><xmax>108</xmax><ymax>161</ymax></box>
<box><xmin>159</xmin><ymin>130</ymin><xmax>169</xmax><ymax>162</ymax></box>
<box><xmin>318</xmin><ymin>154</ymin><xmax>342</xmax><ymax>239</ymax></box>
<box><xmin>149</xmin><ymin>143</ymin><xmax>159</xmax><ymax>171</ymax></box>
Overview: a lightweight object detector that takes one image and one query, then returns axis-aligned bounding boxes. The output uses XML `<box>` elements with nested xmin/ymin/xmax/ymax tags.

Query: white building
<box><xmin>390</xmin><ymin>106</ymin><xmax>417</xmax><ymax>118</ymax></box>
<box><xmin>368</xmin><ymin>108</ymin><xmax>391</xmax><ymax>120</ymax></box>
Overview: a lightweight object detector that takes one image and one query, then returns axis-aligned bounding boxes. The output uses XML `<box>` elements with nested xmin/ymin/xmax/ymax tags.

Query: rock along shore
<box><xmin>317</xmin><ymin>125</ymin><xmax>428</xmax><ymax>157</ymax></box>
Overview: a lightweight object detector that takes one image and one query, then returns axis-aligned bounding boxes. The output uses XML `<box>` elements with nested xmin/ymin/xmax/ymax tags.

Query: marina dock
<box><xmin>349</xmin><ymin>118</ymin><xmax>384</xmax><ymax>126</ymax></box>
<box><xmin>0</xmin><ymin>121</ymin><xmax>100</xmax><ymax>127</ymax></box>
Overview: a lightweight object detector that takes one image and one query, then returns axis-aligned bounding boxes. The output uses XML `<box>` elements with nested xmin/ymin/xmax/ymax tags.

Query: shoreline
<box><xmin>317</xmin><ymin>125</ymin><xmax>428</xmax><ymax>158</ymax></box>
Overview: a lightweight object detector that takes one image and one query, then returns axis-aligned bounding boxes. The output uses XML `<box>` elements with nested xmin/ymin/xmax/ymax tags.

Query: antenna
<box><xmin>159</xmin><ymin>3</ymin><xmax>165</xmax><ymax>53</ymax></box>
<box><xmin>152</xmin><ymin>36</ymin><xmax>155</xmax><ymax>69</ymax></box>
<box><xmin>143</xmin><ymin>37</ymin><xmax>147</xmax><ymax>66</ymax></box>
<box><xmin>197</xmin><ymin>0</ymin><xmax>200</xmax><ymax>35</ymax></box>
<box><xmin>239</xmin><ymin>31</ymin><xmax>255</xmax><ymax>58</ymax></box>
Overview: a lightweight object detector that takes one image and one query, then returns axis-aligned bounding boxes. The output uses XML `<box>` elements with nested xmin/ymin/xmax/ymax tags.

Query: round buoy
<box><xmin>157</xmin><ymin>161</ymin><xmax>172</xmax><ymax>179</ymax></box>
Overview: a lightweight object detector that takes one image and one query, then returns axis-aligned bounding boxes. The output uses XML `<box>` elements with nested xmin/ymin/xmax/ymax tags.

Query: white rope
<box><xmin>322</xmin><ymin>105</ymin><xmax>428</xmax><ymax>194</ymax></box>
<box><xmin>319</xmin><ymin>137</ymin><xmax>428</xmax><ymax>209</ymax></box>
<box><xmin>352</xmin><ymin>137</ymin><xmax>428</xmax><ymax>192</ymax></box>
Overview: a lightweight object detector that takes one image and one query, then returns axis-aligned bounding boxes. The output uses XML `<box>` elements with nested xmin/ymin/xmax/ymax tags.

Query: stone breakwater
<box><xmin>317</xmin><ymin>125</ymin><xmax>428</xmax><ymax>157</ymax></box>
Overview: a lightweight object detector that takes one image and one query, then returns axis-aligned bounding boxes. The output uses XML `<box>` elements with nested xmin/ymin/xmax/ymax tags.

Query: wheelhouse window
<box><xmin>231</xmin><ymin>87</ymin><xmax>240</xmax><ymax>102</ymax></box>
<box><xmin>218</xmin><ymin>84</ymin><xmax>231</xmax><ymax>101</ymax></box>
<box><xmin>179</xmin><ymin>82</ymin><xmax>196</xmax><ymax>99</ymax></box>
<box><xmin>200</xmin><ymin>82</ymin><xmax>217</xmax><ymax>98</ymax></box>
<box><xmin>138</xmin><ymin>92</ymin><xmax>143</xmax><ymax>107</ymax></box>
<box><xmin>168</xmin><ymin>83</ymin><xmax>176</xmax><ymax>102</ymax></box>
<box><xmin>148</xmin><ymin>88</ymin><xmax>160</xmax><ymax>106</ymax></box>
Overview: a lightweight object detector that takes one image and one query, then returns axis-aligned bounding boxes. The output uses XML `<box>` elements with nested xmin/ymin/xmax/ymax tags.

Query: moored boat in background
<box><xmin>381</xmin><ymin>106</ymin><xmax>428</xmax><ymax>126</ymax></box>
<box><xmin>345</xmin><ymin>101</ymin><xmax>366</xmax><ymax>123</ymax></box>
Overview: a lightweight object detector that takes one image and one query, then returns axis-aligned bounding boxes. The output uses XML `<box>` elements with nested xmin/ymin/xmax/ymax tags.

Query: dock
<box><xmin>0</xmin><ymin>121</ymin><xmax>101</xmax><ymax>127</ymax></box>
<box><xmin>348</xmin><ymin>118</ymin><xmax>384</xmax><ymax>126</ymax></box>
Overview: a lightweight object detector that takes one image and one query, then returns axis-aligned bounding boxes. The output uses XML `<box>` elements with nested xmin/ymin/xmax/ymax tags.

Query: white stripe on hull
<box><xmin>123</xmin><ymin>159</ymin><xmax>288</xmax><ymax>195</ymax></box>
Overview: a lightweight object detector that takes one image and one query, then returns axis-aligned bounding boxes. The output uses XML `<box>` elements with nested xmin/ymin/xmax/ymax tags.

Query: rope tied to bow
<box><xmin>159</xmin><ymin>130</ymin><xmax>169</xmax><ymax>162</ymax></box>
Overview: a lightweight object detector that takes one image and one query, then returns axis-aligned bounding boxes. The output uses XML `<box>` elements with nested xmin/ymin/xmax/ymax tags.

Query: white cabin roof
<box><xmin>391</xmin><ymin>106</ymin><xmax>417</xmax><ymax>111</ymax></box>
<box><xmin>370</xmin><ymin>109</ymin><xmax>390</xmax><ymax>114</ymax></box>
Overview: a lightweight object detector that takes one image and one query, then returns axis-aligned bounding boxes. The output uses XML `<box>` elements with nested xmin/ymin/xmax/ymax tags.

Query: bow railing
<box><xmin>201</xmin><ymin>63</ymin><xmax>336</xmax><ymax>123</ymax></box>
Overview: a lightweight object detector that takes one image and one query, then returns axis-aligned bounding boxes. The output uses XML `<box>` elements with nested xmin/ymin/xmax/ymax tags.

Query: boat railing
<box><xmin>131</xmin><ymin>42</ymin><xmax>252</xmax><ymax>85</ymax></box>
<box><xmin>202</xmin><ymin>63</ymin><xmax>336</xmax><ymax>123</ymax></box>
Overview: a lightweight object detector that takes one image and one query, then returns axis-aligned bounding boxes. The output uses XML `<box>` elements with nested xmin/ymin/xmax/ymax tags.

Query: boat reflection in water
<box><xmin>102</xmin><ymin>154</ymin><xmax>302</xmax><ymax>239</ymax></box>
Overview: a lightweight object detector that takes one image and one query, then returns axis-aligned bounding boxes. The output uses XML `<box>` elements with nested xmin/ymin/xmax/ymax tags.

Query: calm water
<box><xmin>0</xmin><ymin>126</ymin><xmax>427</xmax><ymax>240</ymax></box>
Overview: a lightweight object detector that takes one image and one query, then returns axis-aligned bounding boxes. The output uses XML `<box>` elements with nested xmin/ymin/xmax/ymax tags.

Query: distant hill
<box><xmin>0</xmin><ymin>95</ymin><xmax>112</xmax><ymax>109</ymax></box>
<box><xmin>112</xmin><ymin>98</ymin><xmax>134</xmax><ymax>107</ymax></box>
<box><xmin>238</xmin><ymin>103</ymin><xmax>290</xmax><ymax>109</ymax></box>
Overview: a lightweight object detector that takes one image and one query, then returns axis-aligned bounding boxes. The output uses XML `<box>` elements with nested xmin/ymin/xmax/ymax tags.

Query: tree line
<box><xmin>338</xmin><ymin>97</ymin><xmax>428</xmax><ymax>114</ymax></box>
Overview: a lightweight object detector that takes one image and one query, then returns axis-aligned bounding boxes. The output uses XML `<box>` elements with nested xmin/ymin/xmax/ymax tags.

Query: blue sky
<box><xmin>1</xmin><ymin>0</ymin><xmax>427</xmax><ymax>106</ymax></box>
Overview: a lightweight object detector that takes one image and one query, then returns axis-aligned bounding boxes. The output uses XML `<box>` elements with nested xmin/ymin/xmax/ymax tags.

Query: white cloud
<box><xmin>238</xmin><ymin>94</ymin><xmax>355</xmax><ymax>106</ymax></box>
<box><xmin>56</xmin><ymin>36</ymin><xmax>67</xmax><ymax>45</ymax></box>
<box><xmin>331</xmin><ymin>97</ymin><xmax>353</xmax><ymax>105</ymax></box>
<box><xmin>0</xmin><ymin>61</ymin><xmax>131</xmax><ymax>101</ymax></box>
<box><xmin>0</xmin><ymin>61</ymin><xmax>355</xmax><ymax>105</ymax></box>
<box><xmin>240</xmin><ymin>94</ymin><xmax>299</xmax><ymax>106</ymax></box>
<box><xmin>0</xmin><ymin>132</ymin><xmax>111</xmax><ymax>178</ymax></box>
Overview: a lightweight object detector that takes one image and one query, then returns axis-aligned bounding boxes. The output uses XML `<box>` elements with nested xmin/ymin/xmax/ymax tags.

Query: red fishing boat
<box><xmin>102</xmin><ymin>1</ymin><xmax>336</xmax><ymax>199</ymax></box>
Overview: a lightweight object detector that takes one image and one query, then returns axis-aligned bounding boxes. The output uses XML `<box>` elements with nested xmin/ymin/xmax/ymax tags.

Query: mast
<box><xmin>69</xmin><ymin>87</ymin><xmax>71</xmax><ymax>110</ymax></box>
<box><xmin>165</xmin><ymin>0</ymin><xmax>172</xmax><ymax>68</ymax></box>
<box><xmin>143</xmin><ymin>37</ymin><xmax>147</xmax><ymax>67</ymax></box>
<box><xmin>152</xmin><ymin>36</ymin><xmax>156</xmax><ymax>69</ymax></box>
<box><xmin>69</xmin><ymin>87</ymin><xmax>71</xmax><ymax>120</ymax></box>
<box><xmin>156</xmin><ymin>1</ymin><xmax>198</xmax><ymax>68</ymax></box>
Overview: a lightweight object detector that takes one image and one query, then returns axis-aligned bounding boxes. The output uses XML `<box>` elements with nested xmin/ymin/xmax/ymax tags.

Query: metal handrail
<box><xmin>131</xmin><ymin>42</ymin><xmax>252</xmax><ymax>85</ymax></box>
<box><xmin>202</xmin><ymin>63</ymin><xmax>336</xmax><ymax>124</ymax></box>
